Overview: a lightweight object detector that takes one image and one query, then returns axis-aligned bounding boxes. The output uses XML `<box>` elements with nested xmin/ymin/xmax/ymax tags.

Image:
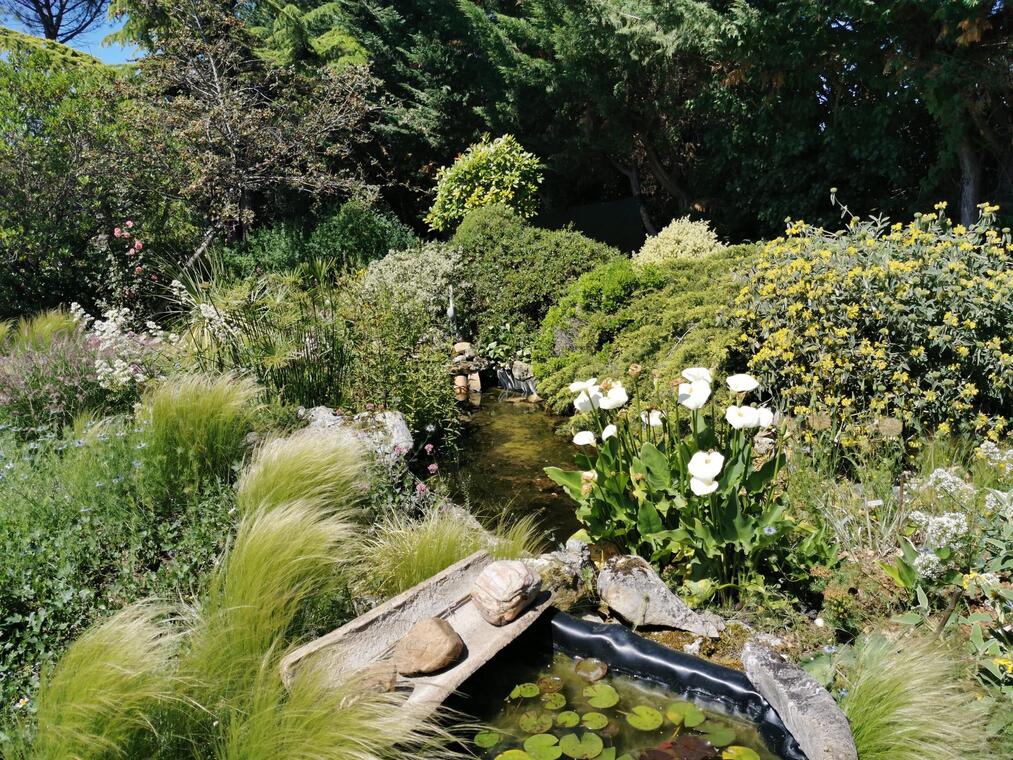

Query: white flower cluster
<box><xmin>909</xmin><ymin>510</ymin><xmax>969</xmax><ymax>550</ymax></box>
<box><xmin>978</xmin><ymin>440</ymin><xmax>1013</xmax><ymax>476</ymax></box>
<box><xmin>909</xmin><ymin>467</ymin><xmax>977</xmax><ymax>505</ymax></box>
<box><xmin>70</xmin><ymin>303</ymin><xmax>170</xmax><ymax>391</ymax></box>
<box><xmin>985</xmin><ymin>489</ymin><xmax>1013</xmax><ymax>517</ymax></box>
<box><xmin>913</xmin><ymin>551</ymin><xmax>945</xmax><ymax>580</ymax></box>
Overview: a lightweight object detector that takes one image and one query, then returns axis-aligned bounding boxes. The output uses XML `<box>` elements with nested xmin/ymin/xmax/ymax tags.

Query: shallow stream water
<box><xmin>449</xmin><ymin>393</ymin><xmax>580</xmax><ymax>542</ymax></box>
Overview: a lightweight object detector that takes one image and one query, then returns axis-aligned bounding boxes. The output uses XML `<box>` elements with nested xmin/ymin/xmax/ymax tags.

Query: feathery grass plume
<box><xmin>840</xmin><ymin>633</ymin><xmax>995</xmax><ymax>760</ymax></box>
<box><xmin>11</xmin><ymin>309</ymin><xmax>78</xmax><ymax>351</ymax></box>
<box><xmin>236</xmin><ymin>428</ymin><xmax>364</xmax><ymax>516</ymax></box>
<box><xmin>214</xmin><ymin>656</ymin><xmax>467</xmax><ymax>760</ymax></box>
<box><xmin>0</xmin><ymin>319</ymin><xmax>12</xmax><ymax>348</ymax></box>
<box><xmin>178</xmin><ymin>501</ymin><xmax>354</xmax><ymax>715</ymax></box>
<box><xmin>137</xmin><ymin>373</ymin><xmax>261</xmax><ymax>504</ymax></box>
<box><xmin>31</xmin><ymin>603</ymin><xmax>177</xmax><ymax>759</ymax></box>
<box><xmin>358</xmin><ymin>507</ymin><xmax>543</xmax><ymax>597</ymax></box>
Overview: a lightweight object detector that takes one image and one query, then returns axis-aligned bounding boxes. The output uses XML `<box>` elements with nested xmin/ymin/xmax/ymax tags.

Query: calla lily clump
<box><xmin>547</xmin><ymin>367</ymin><xmax>792</xmax><ymax>598</ymax></box>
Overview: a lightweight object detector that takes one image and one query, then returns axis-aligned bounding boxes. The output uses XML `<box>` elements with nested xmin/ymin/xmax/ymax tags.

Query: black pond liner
<box><xmin>449</xmin><ymin>610</ymin><xmax>809</xmax><ymax>760</ymax></box>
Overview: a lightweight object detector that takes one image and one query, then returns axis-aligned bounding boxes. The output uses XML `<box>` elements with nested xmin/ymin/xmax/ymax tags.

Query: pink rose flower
<box><xmin>134</xmin><ymin>240</ymin><xmax>144</xmax><ymax>251</ymax></box>
<box><xmin>113</xmin><ymin>227</ymin><xmax>122</xmax><ymax>237</ymax></box>
<box><xmin>424</xmin><ymin>443</ymin><xmax>435</xmax><ymax>455</ymax></box>
<box><xmin>427</xmin><ymin>463</ymin><xmax>439</xmax><ymax>474</ymax></box>
<box><xmin>125</xmin><ymin>220</ymin><xmax>134</xmax><ymax>228</ymax></box>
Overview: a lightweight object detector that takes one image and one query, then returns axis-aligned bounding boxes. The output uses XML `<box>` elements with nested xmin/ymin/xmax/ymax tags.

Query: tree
<box><xmin>0</xmin><ymin>0</ymin><xmax>108</xmax><ymax>42</ymax></box>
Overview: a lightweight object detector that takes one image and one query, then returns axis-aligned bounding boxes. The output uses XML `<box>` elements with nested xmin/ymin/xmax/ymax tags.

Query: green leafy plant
<box><xmin>426</xmin><ymin>134</ymin><xmax>543</xmax><ymax>232</ymax></box>
<box><xmin>633</xmin><ymin>217</ymin><xmax>726</xmax><ymax>268</ymax></box>
<box><xmin>545</xmin><ymin>368</ymin><xmax>789</xmax><ymax>598</ymax></box>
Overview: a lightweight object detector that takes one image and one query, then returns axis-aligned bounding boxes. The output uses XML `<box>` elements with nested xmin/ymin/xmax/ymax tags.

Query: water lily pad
<box><xmin>721</xmin><ymin>748</ymin><xmax>760</xmax><ymax>760</ymax></box>
<box><xmin>556</xmin><ymin>711</ymin><xmax>580</xmax><ymax>728</ymax></box>
<box><xmin>524</xmin><ymin>734</ymin><xmax>563</xmax><ymax>760</ymax></box>
<box><xmin>559</xmin><ymin>732</ymin><xmax>604</xmax><ymax>759</ymax></box>
<box><xmin>538</xmin><ymin>675</ymin><xmax>565</xmax><ymax>693</ymax></box>
<box><xmin>575</xmin><ymin>658</ymin><xmax>608</xmax><ymax>682</ymax></box>
<box><xmin>665</xmin><ymin>701</ymin><xmax>706</xmax><ymax>727</ymax></box>
<box><xmin>582</xmin><ymin>683</ymin><xmax>620</xmax><ymax>708</ymax></box>
<box><xmin>475</xmin><ymin>731</ymin><xmax>502</xmax><ymax>748</ymax></box>
<box><xmin>580</xmin><ymin>711</ymin><xmax>608</xmax><ymax>730</ymax></box>
<box><xmin>626</xmin><ymin>705</ymin><xmax>663</xmax><ymax>731</ymax></box>
<box><xmin>700</xmin><ymin>723</ymin><xmax>736</xmax><ymax>747</ymax></box>
<box><xmin>598</xmin><ymin>750</ymin><xmax>616</xmax><ymax>760</ymax></box>
<box><xmin>519</xmin><ymin>710</ymin><xmax>554</xmax><ymax>733</ymax></box>
<box><xmin>496</xmin><ymin>751</ymin><xmax>533</xmax><ymax>760</ymax></box>
<box><xmin>511</xmin><ymin>683</ymin><xmax>541</xmax><ymax>699</ymax></box>
<box><xmin>542</xmin><ymin>692</ymin><xmax>567</xmax><ymax>710</ymax></box>
<box><xmin>668</xmin><ymin>735</ymin><xmax>718</xmax><ymax>760</ymax></box>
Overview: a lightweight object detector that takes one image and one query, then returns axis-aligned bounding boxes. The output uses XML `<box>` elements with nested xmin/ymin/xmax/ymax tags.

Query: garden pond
<box><xmin>462</xmin><ymin>651</ymin><xmax>776</xmax><ymax>760</ymax></box>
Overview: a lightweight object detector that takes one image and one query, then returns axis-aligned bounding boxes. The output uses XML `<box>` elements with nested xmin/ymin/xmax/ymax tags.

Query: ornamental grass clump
<box><xmin>733</xmin><ymin>201</ymin><xmax>1013</xmax><ymax>446</ymax></box>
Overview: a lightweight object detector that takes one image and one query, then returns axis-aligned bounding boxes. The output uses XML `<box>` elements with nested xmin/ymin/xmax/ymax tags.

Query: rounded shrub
<box><xmin>633</xmin><ymin>216</ymin><xmax>726</xmax><ymax>267</ymax></box>
<box><xmin>359</xmin><ymin>242</ymin><xmax>470</xmax><ymax>325</ymax></box>
<box><xmin>425</xmin><ymin>134</ymin><xmax>543</xmax><ymax>232</ymax></box>
<box><xmin>732</xmin><ymin>203</ymin><xmax>1013</xmax><ymax>444</ymax></box>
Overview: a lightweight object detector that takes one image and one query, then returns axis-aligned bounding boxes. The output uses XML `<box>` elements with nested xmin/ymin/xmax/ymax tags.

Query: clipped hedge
<box><xmin>452</xmin><ymin>205</ymin><xmax>620</xmax><ymax>350</ymax></box>
<box><xmin>533</xmin><ymin>245</ymin><xmax>757</xmax><ymax>413</ymax></box>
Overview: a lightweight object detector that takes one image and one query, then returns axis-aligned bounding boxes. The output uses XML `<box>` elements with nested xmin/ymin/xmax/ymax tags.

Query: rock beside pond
<box><xmin>392</xmin><ymin>617</ymin><xmax>464</xmax><ymax>676</ymax></box>
<box><xmin>301</xmin><ymin>406</ymin><xmax>413</xmax><ymax>463</ymax></box>
<box><xmin>741</xmin><ymin>640</ymin><xmax>858</xmax><ymax>760</ymax></box>
<box><xmin>596</xmin><ymin>555</ymin><xmax>724</xmax><ymax>638</ymax></box>
<box><xmin>471</xmin><ymin>560</ymin><xmax>541</xmax><ymax>625</ymax></box>
<box><xmin>527</xmin><ymin>539</ymin><xmax>594</xmax><ymax>585</ymax></box>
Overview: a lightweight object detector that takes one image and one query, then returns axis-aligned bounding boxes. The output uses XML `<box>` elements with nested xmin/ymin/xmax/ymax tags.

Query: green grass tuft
<box><xmin>11</xmin><ymin>309</ymin><xmax>78</xmax><ymax>351</ymax></box>
<box><xmin>840</xmin><ymin>633</ymin><xmax>995</xmax><ymax>760</ymax></box>
<box><xmin>236</xmin><ymin>428</ymin><xmax>364</xmax><ymax>516</ymax></box>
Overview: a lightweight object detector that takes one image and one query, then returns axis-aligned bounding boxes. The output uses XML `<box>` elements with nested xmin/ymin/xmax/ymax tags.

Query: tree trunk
<box><xmin>642</xmin><ymin>140</ymin><xmax>690</xmax><ymax>212</ymax></box>
<box><xmin>957</xmin><ymin>136</ymin><xmax>982</xmax><ymax>226</ymax></box>
<box><xmin>612</xmin><ymin>159</ymin><xmax>658</xmax><ymax>236</ymax></box>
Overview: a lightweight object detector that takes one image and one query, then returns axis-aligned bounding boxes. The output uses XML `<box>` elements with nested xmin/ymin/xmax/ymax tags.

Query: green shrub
<box><xmin>733</xmin><ymin>203</ymin><xmax>1013</xmax><ymax>445</ymax></box>
<box><xmin>838</xmin><ymin>634</ymin><xmax>994</xmax><ymax>760</ymax></box>
<box><xmin>236</xmin><ymin>429</ymin><xmax>364</xmax><ymax>516</ymax></box>
<box><xmin>426</xmin><ymin>134</ymin><xmax>543</xmax><ymax>232</ymax></box>
<box><xmin>360</xmin><ymin>242</ymin><xmax>470</xmax><ymax>325</ymax></box>
<box><xmin>138</xmin><ymin>373</ymin><xmax>261</xmax><ymax>505</ymax></box>
<box><xmin>633</xmin><ymin>216</ymin><xmax>726</xmax><ymax>267</ymax></box>
<box><xmin>452</xmin><ymin>205</ymin><xmax>620</xmax><ymax>349</ymax></box>
<box><xmin>533</xmin><ymin>245</ymin><xmax>756</xmax><ymax>413</ymax></box>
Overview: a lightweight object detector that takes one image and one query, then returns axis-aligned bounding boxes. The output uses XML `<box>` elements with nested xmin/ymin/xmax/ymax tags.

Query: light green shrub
<box><xmin>733</xmin><ymin>203</ymin><xmax>1013</xmax><ymax>444</ymax></box>
<box><xmin>633</xmin><ymin>216</ymin><xmax>726</xmax><ymax>267</ymax></box>
<box><xmin>236</xmin><ymin>429</ymin><xmax>364</xmax><ymax>516</ymax></box>
<box><xmin>359</xmin><ymin>242</ymin><xmax>470</xmax><ymax>324</ymax></box>
<box><xmin>839</xmin><ymin>634</ymin><xmax>994</xmax><ymax>760</ymax></box>
<box><xmin>426</xmin><ymin>134</ymin><xmax>543</xmax><ymax>232</ymax></box>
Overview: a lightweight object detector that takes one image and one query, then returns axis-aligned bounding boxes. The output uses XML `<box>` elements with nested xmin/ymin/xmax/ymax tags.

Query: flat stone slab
<box><xmin>741</xmin><ymin>640</ymin><xmax>857</xmax><ymax>760</ymax></box>
<box><xmin>280</xmin><ymin>551</ymin><xmax>554</xmax><ymax>711</ymax></box>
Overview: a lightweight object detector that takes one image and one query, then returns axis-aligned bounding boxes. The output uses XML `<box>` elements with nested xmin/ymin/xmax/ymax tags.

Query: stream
<box><xmin>449</xmin><ymin>392</ymin><xmax>581</xmax><ymax>544</ymax></box>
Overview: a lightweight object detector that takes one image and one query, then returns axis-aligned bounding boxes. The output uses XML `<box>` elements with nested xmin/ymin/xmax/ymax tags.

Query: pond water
<box><xmin>449</xmin><ymin>393</ymin><xmax>580</xmax><ymax>543</ymax></box>
<box><xmin>464</xmin><ymin>652</ymin><xmax>776</xmax><ymax>760</ymax></box>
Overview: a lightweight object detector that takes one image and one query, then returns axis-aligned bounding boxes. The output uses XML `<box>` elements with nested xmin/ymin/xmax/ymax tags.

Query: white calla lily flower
<box><xmin>602</xmin><ymin>424</ymin><xmax>618</xmax><ymax>440</ymax></box>
<box><xmin>568</xmin><ymin>378</ymin><xmax>598</xmax><ymax>394</ymax></box>
<box><xmin>726</xmin><ymin>373</ymin><xmax>760</xmax><ymax>393</ymax></box>
<box><xmin>678</xmin><ymin>379</ymin><xmax>711</xmax><ymax>410</ymax></box>
<box><xmin>599</xmin><ymin>383</ymin><xmax>629</xmax><ymax>410</ymax></box>
<box><xmin>572</xmin><ymin>430</ymin><xmax>596</xmax><ymax>446</ymax></box>
<box><xmin>688</xmin><ymin>450</ymin><xmax>724</xmax><ymax>481</ymax></box>
<box><xmin>640</xmin><ymin>409</ymin><xmax>665</xmax><ymax>427</ymax></box>
<box><xmin>725</xmin><ymin>405</ymin><xmax>761</xmax><ymax>429</ymax></box>
<box><xmin>573</xmin><ymin>387</ymin><xmax>602</xmax><ymax>412</ymax></box>
<box><xmin>690</xmin><ymin>476</ymin><xmax>719</xmax><ymax>496</ymax></box>
<box><xmin>757</xmin><ymin>407</ymin><xmax>775</xmax><ymax>428</ymax></box>
<box><xmin>682</xmin><ymin>367</ymin><xmax>713</xmax><ymax>384</ymax></box>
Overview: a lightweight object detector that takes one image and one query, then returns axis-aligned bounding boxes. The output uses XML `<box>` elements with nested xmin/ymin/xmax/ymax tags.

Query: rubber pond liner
<box><xmin>448</xmin><ymin>610</ymin><xmax>808</xmax><ymax>760</ymax></box>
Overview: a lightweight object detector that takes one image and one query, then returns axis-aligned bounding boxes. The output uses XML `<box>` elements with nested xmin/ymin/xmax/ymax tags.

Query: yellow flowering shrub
<box><xmin>733</xmin><ymin>202</ymin><xmax>1013</xmax><ymax>442</ymax></box>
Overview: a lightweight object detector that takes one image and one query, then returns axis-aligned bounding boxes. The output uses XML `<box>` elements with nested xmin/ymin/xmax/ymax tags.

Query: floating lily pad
<box><xmin>556</xmin><ymin>711</ymin><xmax>580</xmax><ymax>728</ymax></box>
<box><xmin>541</xmin><ymin>692</ymin><xmax>567</xmax><ymax>710</ymax></box>
<box><xmin>511</xmin><ymin>683</ymin><xmax>541</xmax><ymax>699</ymax></box>
<box><xmin>519</xmin><ymin>710</ymin><xmax>554</xmax><ymax>734</ymax></box>
<box><xmin>626</xmin><ymin>705</ymin><xmax>663</xmax><ymax>731</ymax></box>
<box><xmin>559</xmin><ymin>732</ymin><xmax>604</xmax><ymax>759</ymax></box>
<box><xmin>524</xmin><ymin>734</ymin><xmax>563</xmax><ymax>760</ymax></box>
<box><xmin>580</xmin><ymin>711</ymin><xmax>608</xmax><ymax>730</ymax></box>
<box><xmin>598</xmin><ymin>750</ymin><xmax>616</xmax><ymax>760</ymax></box>
<box><xmin>721</xmin><ymin>748</ymin><xmax>760</xmax><ymax>760</ymax></box>
<box><xmin>582</xmin><ymin>683</ymin><xmax>620</xmax><ymax>708</ymax></box>
<box><xmin>669</xmin><ymin>735</ymin><xmax>718</xmax><ymax>760</ymax></box>
<box><xmin>475</xmin><ymin>730</ymin><xmax>502</xmax><ymax>748</ymax></box>
<box><xmin>538</xmin><ymin>675</ymin><xmax>565</xmax><ymax>693</ymax></box>
<box><xmin>496</xmin><ymin>751</ymin><xmax>533</xmax><ymax>760</ymax></box>
<box><xmin>575</xmin><ymin>658</ymin><xmax>608</xmax><ymax>682</ymax></box>
<box><xmin>700</xmin><ymin>723</ymin><xmax>736</xmax><ymax>747</ymax></box>
<box><xmin>665</xmin><ymin>701</ymin><xmax>706</xmax><ymax>728</ymax></box>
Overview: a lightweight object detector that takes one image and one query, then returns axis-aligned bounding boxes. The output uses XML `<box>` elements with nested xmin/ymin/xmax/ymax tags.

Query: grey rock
<box><xmin>596</xmin><ymin>555</ymin><xmax>724</xmax><ymax>638</ymax></box>
<box><xmin>392</xmin><ymin>617</ymin><xmax>464</xmax><ymax>676</ymax></box>
<box><xmin>741</xmin><ymin>640</ymin><xmax>857</xmax><ymax>760</ymax></box>
<box><xmin>511</xmin><ymin>360</ymin><xmax>534</xmax><ymax>381</ymax></box>
<box><xmin>471</xmin><ymin>560</ymin><xmax>541</xmax><ymax>626</ymax></box>
<box><xmin>453</xmin><ymin>341</ymin><xmax>474</xmax><ymax>357</ymax></box>
<box><xmin>526</xmin><ymin>539</ymin><xmax>594</xmax><ymax>586</ymax></box>
<box><xmin>302</xmin><ymin>406</ymin><xmax>413</xmax><ymax>462</ymax></box>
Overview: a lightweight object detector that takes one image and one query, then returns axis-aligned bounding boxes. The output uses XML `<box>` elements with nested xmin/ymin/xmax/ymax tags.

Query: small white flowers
<box><xmin>688</xmin><ymin>450</ymin><xmax>724</xmax><ymax>495</ymax></box>
<box><xmin>602</xmin><ymin>424</ymin><xmax>618</xmax><ymax>440</ymax></box>
<box><xmin>726</xmin><ymin>373</ymin><xmax>759</xmax><ymax>393</ymax></box>
<box><xmin>572</xmin><ymin>430</ymin><xmax>596</xmax><ymax>446</ymax></box>
<box><xmin>678</xmin><ymin>380</ymin><xmax>711</xmax><ymax>410</ymax></box>
<box><xmin>640</xmin><ymin>409</ymin><xmax>665</xmax><ymax>427</ymax></box>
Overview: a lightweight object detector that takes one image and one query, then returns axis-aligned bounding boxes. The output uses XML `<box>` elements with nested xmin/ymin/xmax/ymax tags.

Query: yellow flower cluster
<box><xmin>732</xmin><ymin>203</ymin><xmax>1013</xmax><ymax>445</ymax></box>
